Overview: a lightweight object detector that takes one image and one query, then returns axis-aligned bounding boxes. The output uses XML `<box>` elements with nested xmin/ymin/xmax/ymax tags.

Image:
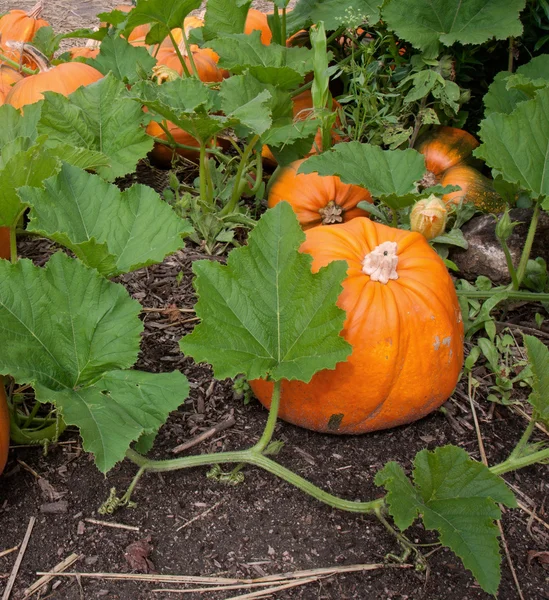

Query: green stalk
<box><xmin>252</xmin><ymin>380</ymin><xmax>281</xmax><ymax>453</ymax></box>
<box><xmin>280</xmin><ymin>8</ymin><xmax>287</xmax><ymax>44</ymax></box>
<box><xmin>456</xmin><ymin>289</ymin><xmax>549</xmax><ymax>302</ymax></box>
<box><xmin>21</xmin><ymin>400</ymin><xmax>41</xmax><ymax>429</ymax></box>
<box><xmin>0</xmin><ymin>52</ymin><xmax>38</xmax><ymax>76</ymax></box>
<box><xmin>180</xmin><ymin>27</ymin><xmax>199</xmax><ymax>79</ymax></box>
<box><xmin>10</xmin><ymin>417</ymin><xmax>66</xmax><ymax>445</ymax></box>
<box><xmin>499</xmin><ymin>240</ymin><xmax>520</xmax><ymax>290</ymax></box>
<box><xmin>220</xmin><ymin>135</ymin><xmax>260</xmax><ymax>216</ymax></box>
<box><xmin>151</xmin><ymin>136</ymin><xmax>230</xmax><ymax>163</ymax></box>
<box><xmin>506</xmin><ymin>415</ymin><xmax>537</xmax><ymax>462</ymax></box>
<box><xmin>168</xmin><ymin>31</ymin><xmax>191</xmax><ymax>78</ymax></box>
<box><xmin>198</xmin><ymin>142</ymin><xmax>212</xmax><ymax>210</ymax></box>
<box><xmin>514</xmin><ymin>201</ymin><xmax>541</xmax><ymax>290</ymax></box>
<box><xmin>9</xmin><ymin>227</ymin><xmax>17</xmax><ymax>264</ymax></box>
<box><xmin>490</xmin><ymin>446</ymin><xmax>549</xmax><ymax>476</ymax></box>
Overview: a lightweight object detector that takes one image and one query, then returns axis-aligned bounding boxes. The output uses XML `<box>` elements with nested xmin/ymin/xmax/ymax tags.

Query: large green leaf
<box><xmin>206</xmin><ymin>31</ymin><xmax>314</xmax><ymax>89</ymax></box>
<box><xmin>0</xmin><ymin>104</ymin><xmax>40</xmax><ymax>146</ymax></box>
<box><xmin>285</xmin><ymin>0</ymin><xmax>380</xmax><ymax>35</ymax></box>
<box><xmin>299</xmin><ymin>142</ymin><xmax>426</xmax><ymax>209</ymax></box>
<box><xmin>523</xmin><ymin>335</ymin><xmax>549</xmax><ymax>424</ymax></box>
<box><xmin>180</xmin><ymin>202</ymin><xmax>352</xmax><ymax>382</ymax></box>
<box><xmin>88</xmin><ymin>34</ymin><xmax>157</xmax><ymax>84</ymax></box>
<box><xmin>382</xmin><ymin>0</ymin><xmax>526</xmax><ymax>56</ymax></box>
<box><xmin>124</xmin><ymin>0</ymin><xmax>202</xmax><ymax>44</ymax></box>
<box><xmin>37</xmin><ymin>73</ymin><xmax>153</xmax><ymax>181</ymax></box>
<box><xmin>475</xmin><ymin>86</ymin><xmax>549</xmax><ymax>198</ymax></box>
<box><xmin>20</xmin><ymin>163</ymin><xmax>190</xmax><ymax>277</ymax></box>
<box><xmin>483</xmin><ymin>56</ymin><xmax>549</xmax><ymax>117</ymax></box>
<box><xmin>0</xmin><ymin>252</ymin><xmax>188</xmax><ymax>472</ymax></box>
<box><xmin>376</xmin><ymin>446</ymin><xmax>516</xmax><ymax>595</ymax></box>
<box><xmin>202</xmin><ymin>0</ymin><xmax>251</xmax><ymax>41</ymax></box>
<box><xmin>0</xmin><ymin>139</ymin><xmax>60</xmax><ymax>228</ymax></box>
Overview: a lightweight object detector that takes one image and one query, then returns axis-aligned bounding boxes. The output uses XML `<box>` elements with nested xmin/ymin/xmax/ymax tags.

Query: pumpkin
<box><xmin>0</xmin><ymin>1</ymin><xmax>48</xmax><ymax>43</ymax></box>
<box><xmin>156</xmin><ymin>40</ymin><xmax>223</xmax><ymax>82</ymax></box>
<box><xmin>244</xmin><ymin>8</ymin><xmax>272</xmax><ymax>45</ymax></box>
<box><xmin>0</xmin><ymin>377</ymin><xmax>10</xmax><ymax>475</ymax></box>
<box><xmin>0</xmin><ymin>64</ymin><xmax>25</xmax><ymax>87</ymax></box>
<box><xmin>262</xmin><ymin>89</ymin><xmax>342</xmax><ymax>166</ymax></box>
<box><xmin>6</xmin><ymin>53</ymin><xmax>103</xmax><ymax>109</ymax></box>
<box><xmin>267</xmin><ymin>159</ymin><xmax>373</xmax><ymax>229</ymax></box>
<box><xmin>69</xmin><ymin>39</ymin><xmax>101</xmax><ymax>60</ymax></box>
<box><xmin>250</xmin><ymin>217</ymin><xmax>464</xmax><ymax>434</ymax></box>
<box><xmin>416</xmin><ymin>126</ymin><xmax>503</xmax><ymax>212</ymax></box>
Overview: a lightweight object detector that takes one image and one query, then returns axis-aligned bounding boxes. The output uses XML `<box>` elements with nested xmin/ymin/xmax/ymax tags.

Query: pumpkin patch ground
<box><xmin>1</xmin><ymin>1</ymin><xmax>549</xmax><ymax>599</ymax></box>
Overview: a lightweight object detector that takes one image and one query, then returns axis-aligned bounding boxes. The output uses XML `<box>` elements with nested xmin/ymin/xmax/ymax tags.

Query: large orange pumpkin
<box><xmin>0</xmin><ymin>377</ymin><xmax>10</xmax><ymax>475</ymax></box>
<box><xmin>416</xmin><ymin>126</ymin><xmax>503</xmax><ymax>212</ymax></box>
<box><xmin>250</xmin><ymin>217</ymin><xmax>464</xmax><ymax>434</ymax></box>
<box><xmin>6</xmin><ymin>60</ymin><xmax>103</xmax><ymax>109</ymax></box>
<box><xmin>267</xmin><ymin>159</ymin><xmax>372</xmax><ymax>229</ymax></box>
<box><xmin>0</xmin><ymin>1</ymin><xmax>49</xmax><ymax>43</ymax></box>
<box><xmin>262</xmin><ymin>89</ymin><xmax>342</xmax><ymax>166</ymax></box>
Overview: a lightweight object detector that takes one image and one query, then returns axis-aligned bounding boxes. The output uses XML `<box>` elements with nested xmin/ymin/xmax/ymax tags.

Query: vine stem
<box><xmin>455</xmin><ymin>289</ymin><xmax>549</xmax><ymax>302</ymax></box>
<box><xmin>220</xmin><ymin>135</ymin><xmax>260</xmax><ymax>216</ymax></box>
<box><xmin>514</xmin><ymin>201</ymin><xmax>541</xmax><ymax>290</ymax></box>
<box><xmin>490</xmin><ymin>446</ymin><xmax>549</xmax><ymax>476</ymax></box>
<box><xmin>0</xmin><ymin>51</ymin><xmax>38</xmax><ymax>76</ymax></box>
<box><xmin>506</xmin><ymin>415</ymin><xmax>537</xmax><ymax>462</ymax></box>
<box><xmin>252</xmin><ymin>380</ymin><xmax>281</xmax><ymax>453</ymax></box>
<box><xmin>168</xmin><ymin>30</ymin><xmax>191</xmax><ymax>78</ymax></box>
<box><xmin>499</xmin><ymin>239</ymin><xmax>520</xmax><ymax>290</ymax></box>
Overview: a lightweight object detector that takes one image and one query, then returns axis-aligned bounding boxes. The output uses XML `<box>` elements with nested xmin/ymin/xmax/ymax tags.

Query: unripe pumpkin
<box><xmin>250</xmin><ymin>218</ymin><xmax>464</xmax><ymax>434</ymax></box>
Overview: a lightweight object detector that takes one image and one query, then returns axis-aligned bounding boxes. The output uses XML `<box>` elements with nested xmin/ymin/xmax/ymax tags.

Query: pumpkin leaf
<box><xmin>375</xmin><ymin>445</ymin><xmax>516</xmax><ymax>595</ymax></box>
<box><xmin>219</xmin><ymin>76</ymin><xmax>273</xmax><ymax>136</ymax></box>
<box><xmin>484</xmin><ymin>56</ymin><xmax>549</xmax><ymax>117</ymax></box>
<box><xmin>523</xmin><ymin>335</ymin><xmax>549</xmax><ymax>424</ymax></box>
<box><xmin>261</xmin><ymin>120</ymin><xmax>319</xmax><ymax>166</ymax></box>
<box><xmin>21</xmin><ymin>163</ymin><xmax>191</xmax><ymax>277</ymax></box>
<box><xmin>299</xmin><ymin>142</ymin><xmax>426</xmax><ymax>209</ymax></box>
<box><xmin>202</xmin><ymin>0</ymin><xmax>251</xmax><ymax>41</ymax></box>
<box><xmin>0</xmin><ymin>138</ymin><xmax>60</xmax><ymax>228</ymax></box>
<box><xmin>37</xmin><ymin>73</ymin><xmax>154</xmax><ymax>181</ymax></box>
<box><xmin>285</xmin><ymin>0</ymin><xmax>380</xmax><ymax>35</ymax></box>
<box><xmin>88</xmin><ymin>34</ymin><xmax>157</xmax><ymax>84</ymax></box>
<box><xmin>206</xmin><ymin>31</ymin><xmax>315</xmax><ymax>89</ymax></box>
<box><xmin>0</xmin><ymin>252</ymin><xmax>189</xmax><ymax>472</ymax></box>
<box><xmin>0</xmin><ymin>104</ymin><xmax>41</xmax><ymax>146</ymax></box>
<box><xmin>124</xmin><ymin>0</ymin><xmax>202</xmax><ymax>44</ymax></box>
<box><xmin>475</xmin><ymin>86</ymin><xmax>549</xmax><ymax>198</ymax></box>
<box><xmin>382</xmin><ymin>0</ymin><xmax>526</xmax><ymax>57</ymax></box>
<box><xmin>180</xmin><ymin>202</ymin><xmax>352</xmax><ymax>382</ymax></box>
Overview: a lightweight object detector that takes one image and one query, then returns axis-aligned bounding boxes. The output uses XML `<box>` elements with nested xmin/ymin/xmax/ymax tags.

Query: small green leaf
<box><xmin>38</xmin><ymin>73</ymin><xmax>153</xmax><ymax>181</ymax></box>
<box><xmin>475</xmin><ymin>86</ymin><xmax>549</xmax><ymax>198</ymax></box>
<box><xmin>180</xmin><ymin>202</ymin><xmax>352</xmax><ymax>382</ymax></box>
<box><xmin>261</xmin><ymin>120</ymin><xmax>319</xmax><ymax>166</ymax></box>
<box><xmin>382</xmin><ymin>0</ymin><xmax>526</xmax><ymax>56</ymax></box>
<box><xmin>21</xmin><ymin>163</ymin><xmax>190</xmax><ymax>277</ymax></box>
<box><xmin>202</xmin><ymin>0</ymin><xmax>251</xmax><ymax>41</ymax></box>
<box><xmin>0</xmin><ymin>253</ymin><xmax>188</xmax><ymax>472</ymax></box>
<box><xmin>376</xmin><ymin>445</ymin><xmax>516</xmax><ymax>595</ymax></box>
<box><xmin>299</xmin><ymin>142</ymin><xmax>426</xmax><ymax>208</ymax></box>
<box><xmin>219</xmin><ymin>76</ymin><xmax>272</xmax><ymax>136</ymax></box>
<box><xmin>523</xmin><ymin>335</ymin><xmax>549</xmax><ymax>423</ymax></box>
<box><xmin>88</xmin><ymin>34</ymin><xmax>156</xmax><ymax>84</ymax></box>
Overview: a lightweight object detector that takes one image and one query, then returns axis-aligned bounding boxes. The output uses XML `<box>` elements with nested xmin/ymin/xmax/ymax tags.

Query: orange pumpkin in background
<box><xmin>146</xmin><ymin>116</ymin><xmax>202</xmax><ymax>167</ymax></box>
<box><xmin>250</xmin><ymin>217</ymin><xmax>464</xmax><ymax>434</ymax></box>
<box><xmin>416</xmin><ymin>126</ymin><xmax>503</xmax><ymax>212</ymax></box>
<box><xmin>244</xmin><ymin>8</ymin><xmax>272</xmax><ymax>45</ymax></box>
<box><xmin>0</xmin><ymin>0</ymin><xmax>49</xmax><ymax>43</ymax></box>
<box><xmin>267</xmin><ymin>159</ymin><xmax>372</xmax><ymax>229</ymax></box>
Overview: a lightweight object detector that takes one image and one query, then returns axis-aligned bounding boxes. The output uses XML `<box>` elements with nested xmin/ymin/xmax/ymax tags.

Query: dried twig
<box><xmin>23</xmin><ymin>553</ymin><xmax>81</xmax><ymax>598</ymax></box>
<box><xmin>176</xmin><ymin>500</ymin><xmax>224</xmax><ymax>531</ymax></box>
<box><xmin>172</xmin><ymin>416</ymin><xmax>236</xmax><ymax>454</ymax></box>
<box><xmin>2</xmin><ymin>516</ymin><xmax>36</xmax><ymax>600</ymax></box>
<box><xmin>225</xmin><ymin>576</ymin><xmax>321</xmax><ymax>599</ymax></box>
<box><xmin>0</xmin><ymin>547</ymin><xmax>18</xmax><ymax>560</ymax></box>
<box><xmin>84</xmin><ymin>518</ymin><xmax>139</xmax><ymax>532</ymax></box>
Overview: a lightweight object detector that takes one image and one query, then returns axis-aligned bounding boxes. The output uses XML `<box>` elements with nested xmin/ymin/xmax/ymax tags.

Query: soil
<box><xmin>0</xmin><ymin>2</ymin><xmax>548</xmax><ymax>600</ymax></box>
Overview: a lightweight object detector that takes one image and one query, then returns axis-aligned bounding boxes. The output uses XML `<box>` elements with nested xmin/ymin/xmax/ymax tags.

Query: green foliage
<box><xmin>376</xmin><ymin>445</ymin><xmax>516</xmax><ymax>594</ymax></box>
<box><xmin>20</xmin><ymin>163</ymin><xmax>191</xmax><ymax>277</ymax></box>
<box><xmin>0</xmin><ymin>253</ymin><xmax>188</xmax><ymax>472</ymax></box>
<box><xmin>475</xmin><ymin>86</ymin><xmax>549</xmax><ymax>199</ymax></box>
<box><xmin>524</xmin><ymin>334</ymin><xmax>549</xmax><ymax>424</ymax></box>
<box><xmin>180</xmin><ymin>202</ymin><xmax>352</xmax><ymax>382</ymax></box>
<box><xmin>88</xmin><ymin>34</ymin><xmax>157</xmax><ymax>84</ymax></box>
<box><xmin>38</xmin><ymin>74</ymin><xmax>154</xmax><ymax>181</ymax></box>
<box><xmin>286</xmin><ymin>0</ymin><xmax>380</xmax><ymax>35</ymax></box>
<box><xmin>382</xmin><ymin>0</ymin><xmax>526</xmax><ymax>57</ymax></box>
<box><xmin>299</xmin><ymin>142</ymin><xmax>426</xmax><ymax>208</ymax></box>
<box><xmin>202</xmin><ymin>0</ymin><xmax>251</xmax><ymax>42</ymax></box>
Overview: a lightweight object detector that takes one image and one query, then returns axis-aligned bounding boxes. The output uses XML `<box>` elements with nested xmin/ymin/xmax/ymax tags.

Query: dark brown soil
<box><xmin>0</xmin><ymin>2</ymin><xmax>548</xmax><ymax>600</ymax></box>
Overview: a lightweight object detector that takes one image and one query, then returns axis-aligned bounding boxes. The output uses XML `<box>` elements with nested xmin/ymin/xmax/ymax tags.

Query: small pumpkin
<box><xmin>250</xmin><ymin>217</ymin><xmax>464</xmax><ymax>434</ymax></box>
<box><xmin>0</xmin><ymin>377</ymin><xmax>10</xmax><ymax>476</ymax></box>
<box><xmin>262</xmin><ymin>89</ymin><xmax>342</xmax><ymax>166</ymax></box>
<box><xmin>416</xmin><ymin>126</ymin><xmax>503</xmax><ymax>212</ymax></box>
<box><xmin>267</xmin><ymin>159</ymin><xmax>372</xmax><ymax>229</ymax></box>
<box><xmin>5</xmin><ymin>48</ymin><xmax>102</xmax><ymax>109</ymax></box>
<box><xmin>0</xmin><ymin>1</ymin><xmax>48</xmax><ymax>43</ymax></box>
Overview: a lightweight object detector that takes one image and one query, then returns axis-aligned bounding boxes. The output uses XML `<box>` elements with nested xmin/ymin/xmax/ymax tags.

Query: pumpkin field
<box><xmin>0</xmin><ymin>0</ymin><xmax>549</xmax><ymax>598</ymax></box>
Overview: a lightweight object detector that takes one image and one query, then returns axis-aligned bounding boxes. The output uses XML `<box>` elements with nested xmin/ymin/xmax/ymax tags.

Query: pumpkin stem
<box><xmin>318</xmin><ymin>200</ymin><xmax>344</xmax><ymax>224</ymax></box>
<box><xmin>27</xmin><ymin>0</ymin><xmax>44</xmax><ymax>19</ymax></box>
<box><xmin>6</xmin><ymin>41</ymin><xmax>50</xmax><ymax>72</ymax></box>
<box><xmin>362</xmin><ymin>241</ymin><xmax>399</xmax><ymax>284</ymax></box>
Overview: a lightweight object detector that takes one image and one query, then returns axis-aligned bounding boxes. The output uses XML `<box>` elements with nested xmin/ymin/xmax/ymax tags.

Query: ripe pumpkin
<box><xmin>0</xmin><ymin>377</ymin><xmax>10</xmax><ymax>475</ymax></box>
<box><xmin>416</xmin><ymin>126</ymin><xmax>503</xmax><ymax>212</ymax></box>
<box><xmin>6</xmin><ymin>59</ymin><xmax>103</xmax><ymax>109</ymax></box>
<box><xmin>250</xmin><ymin>217</ymin><xmax>464</xmax><ymax>434</ymax></box>
<box><xmin>156</xmin><ymin>41</ymin><xmax>223</xmax><ymax>82</ymax></box>
<box><xmin>244</xmin><ymin>8</ymin><xmax>272</xmax><ymax>45</ymax></box>
<box><xmin>0</xmin><ymin>64</ymin><xmax>25</xmax><ymax>88</ymax></box>
<box><xmin>267</xmin><ymin>159</ymin><xmax>373</xmax><ymax>229</ymax></box>
<box><xmin>262</xmin><ymin>89</ymin><xmax>342</xmax><ymax>166</ymax></box>
<box><xmin>0</xmin><ymin>1</ymin><xmax>48</xmax><ymax>43</ymax></box>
